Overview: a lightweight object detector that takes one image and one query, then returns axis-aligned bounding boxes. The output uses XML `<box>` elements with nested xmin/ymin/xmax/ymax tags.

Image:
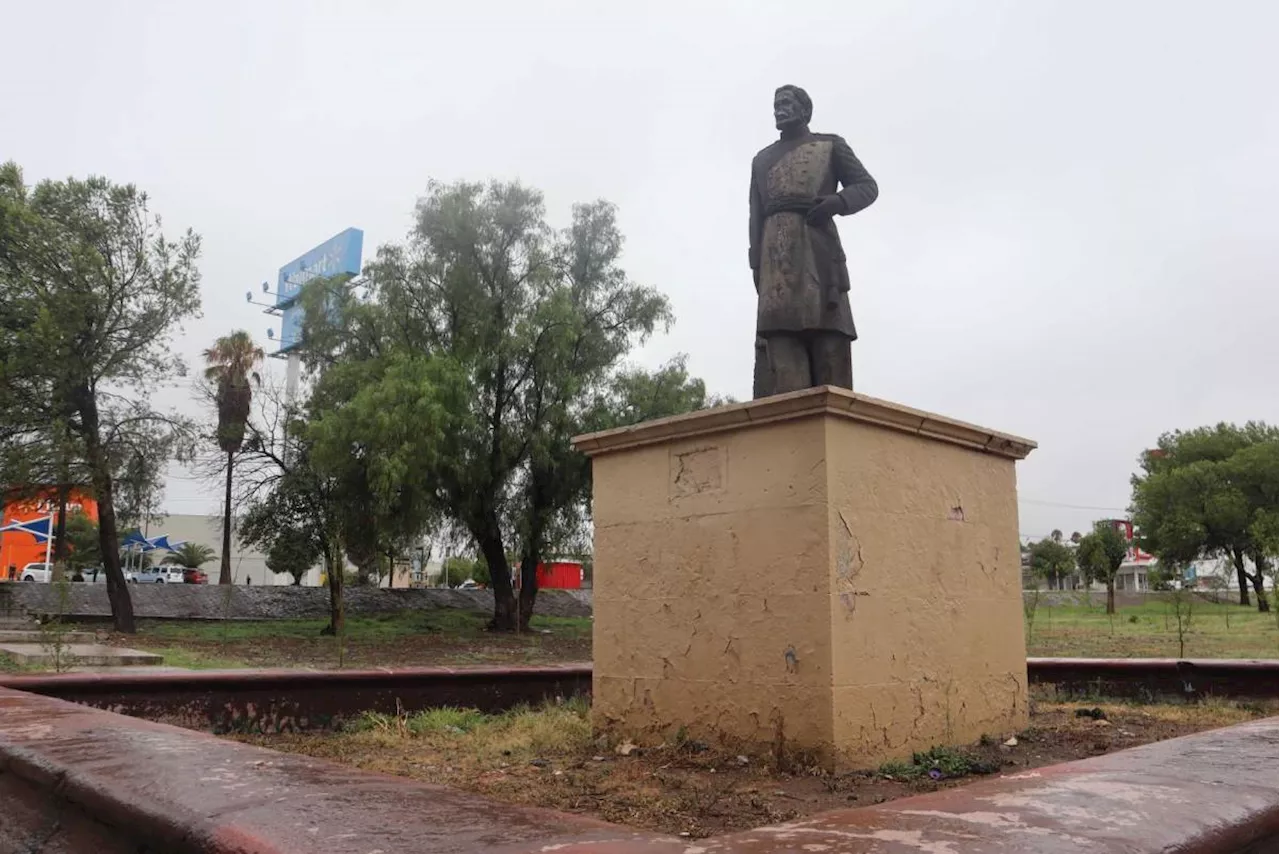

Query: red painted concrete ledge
<box><xmin>0</xmin><ymin>687</ymin><xmax>1275</xmax><ymax>853</ymax></box>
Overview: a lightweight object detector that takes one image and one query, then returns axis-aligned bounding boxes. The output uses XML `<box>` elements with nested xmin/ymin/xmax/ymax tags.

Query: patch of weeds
<box><xmin>489</xmin><ymin>699</ymin><xmax>593</xmax><ymax>757</ymax></box>
<box><xmin>408</xmin><ymin>706</ymin><xmax>488</xmax><ymax>735</ymax></box>
<box><xmin>346</xmin><ymin>697</ymin><xmax>593</xmax><ymax>759</ymax></box>
<box><xmin>38</xmin><ymin>575</ymin><xmax>76</xmax><ymax>673</ymax></box>
<box><xmin>879</xmin><ymin>746</ymin><xmax>997</xmax><ymax>782</ymax></box>
<box><xmin>528</xmin><ymin>615</ymin><xmax>592</xmax><ymax>638</ymax></box>
<box><xmin>0</xmin><ymin>652</ymin><xmax>39</xmax><ymax>674</ymax></box>
<box><xmin>142</xmin><ymin>647</ymin><xmax>244</xmax><ymax>670</ymax></box>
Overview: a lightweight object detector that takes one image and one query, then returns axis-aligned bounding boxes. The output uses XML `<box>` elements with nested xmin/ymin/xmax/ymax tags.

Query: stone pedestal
<box><xmin>572</xmin><ymin>386</ymin><xmax>1036</xmax><ymax>767</ymax></box>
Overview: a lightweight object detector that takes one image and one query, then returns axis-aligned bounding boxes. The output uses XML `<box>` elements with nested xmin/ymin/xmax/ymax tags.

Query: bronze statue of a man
<box><xmin>750</xmin><ymin>85</ymin><xmax>878</xmax><ymax>398</ymax></box>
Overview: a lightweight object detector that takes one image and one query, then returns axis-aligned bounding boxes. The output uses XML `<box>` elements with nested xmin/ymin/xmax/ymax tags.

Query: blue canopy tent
<box><xmin>150</xmin><ymin>535</ymin><xmax>186</xmax><ymax>552</ymax></box>
<box><xmin>0</xmin><ymin>515</ymin><xmax>54</xmax><ymax>569</ymax></box>
<box><xmin>120</xmin><ymin>532</ymin><xmax>187</xmax><ymax>571</ymax></box>
<box><xmin>120</xmin><ymin>530</ymin><xmax>152</xmax><ymax>549</ymax></box>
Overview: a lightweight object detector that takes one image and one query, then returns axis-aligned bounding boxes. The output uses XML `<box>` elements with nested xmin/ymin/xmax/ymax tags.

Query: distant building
<box><xmin>1</xmin><ymin>487</ymin><xmax>99</xmax><ymax>579</ymax></box>
<box><xmin>126</xmin><ymin>513</ymin><xmax>410</xmax><ymax>588</ymax></box>
<box><xmin>1106</xmin><ymin>519</ymin><xmax>1156</xmax><ymax>592</ymax></box>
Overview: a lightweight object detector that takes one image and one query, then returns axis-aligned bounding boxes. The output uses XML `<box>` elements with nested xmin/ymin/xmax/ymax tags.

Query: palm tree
<box><xmin>169</xmin><ymin>542</ymin><xmax>216</xmax><ymax>569</ymax></box>
<box><xmin>204</xmin><ymin>331</ymin><xmax>264</xmax><ymax>585</ymax></box>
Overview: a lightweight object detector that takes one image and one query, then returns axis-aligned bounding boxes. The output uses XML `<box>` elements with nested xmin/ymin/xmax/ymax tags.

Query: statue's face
<box><xmin>774</xmin><ymin>90</ymin><xmax>805</xmax><ymax>130</ymax></box>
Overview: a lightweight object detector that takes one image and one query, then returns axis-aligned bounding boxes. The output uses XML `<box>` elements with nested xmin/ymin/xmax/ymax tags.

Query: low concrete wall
<box><xmin>8</xmin><ymin>583</ymin><xmax>593</xmax><ymax>621</ymax></box>
<box><xmin>0</xmin><ymin>686</ymin><xmax>1273</xmax><ymax>853</ymax></box>
<box><xmin>1028</xmin><ymin>657</ymin><xmax>1279</xmax><ymax>700</ymax></box>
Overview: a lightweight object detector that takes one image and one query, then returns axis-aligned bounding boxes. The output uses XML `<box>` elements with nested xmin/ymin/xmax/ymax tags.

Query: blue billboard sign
<box><xmin>275</xmin><ymin>227</ymin><xmax>363</xmax><ymax>352</ymax></box>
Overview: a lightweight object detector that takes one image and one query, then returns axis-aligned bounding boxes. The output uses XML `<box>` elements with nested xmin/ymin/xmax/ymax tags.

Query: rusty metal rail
<box><xmin>0</xmin><ymin>658</ymin><xmax>1271</xmax><ymax>734</ymax></box>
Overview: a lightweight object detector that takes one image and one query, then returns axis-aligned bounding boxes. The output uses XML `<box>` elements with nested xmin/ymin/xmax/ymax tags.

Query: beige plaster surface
<box><xmin>574</xmin><ymin>386</ymin><xmax>1035</xmax><ymax>767</ymax></box>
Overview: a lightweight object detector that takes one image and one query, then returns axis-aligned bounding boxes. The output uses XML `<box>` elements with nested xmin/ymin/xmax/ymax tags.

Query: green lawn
<box><xmin>1025</xmin><ymin>596</ymin><xmax>1278</xmax><ymax>659</ymax></box>
<box><xmin>6</xmin><ymin>597</ymin><xmax>1272</xmax><ymax>675</ymax></box>
<box><xmin>135</xmin><ymin>610</ymin><xmax>590</xmax><ymax>644</ymax></box>
<box><xmin>108</xmin><ymin>610</ymin><xmax>594</xmax><ymax>670</ymax></box>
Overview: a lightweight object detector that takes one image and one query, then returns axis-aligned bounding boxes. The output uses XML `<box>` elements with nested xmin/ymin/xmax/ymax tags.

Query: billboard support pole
<box><xmin>285</xmin><ymin>352</ymin><xmax>301</xmax><ymax>407</ymax></box>
<box><xmin>283</xmin><ymin>353</ymin><xmax>300</xmax><ymax>467</ymax></box>
<box><xmin>269</xmin><ymin>228</ymin><xmax>363</xmax><ymax>468</ymax></box>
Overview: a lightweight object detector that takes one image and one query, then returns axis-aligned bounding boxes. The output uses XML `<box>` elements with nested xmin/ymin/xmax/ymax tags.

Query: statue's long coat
<box><xmin>749</xmin><ymin>132</ymin><xmax>878</xmax><ymax>339</ymax></box>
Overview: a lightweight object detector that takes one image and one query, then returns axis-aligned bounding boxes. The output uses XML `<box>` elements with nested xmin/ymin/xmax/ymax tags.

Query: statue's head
<box><xmin>774</xmin><ymin>85</ymin><xmax>812</xmax><ymax>131</ymax></box>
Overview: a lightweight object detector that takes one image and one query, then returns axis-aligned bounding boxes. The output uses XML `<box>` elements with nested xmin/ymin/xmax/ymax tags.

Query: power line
<box><xmin>1018</xmin><ymin>497</ymin><xmax>1129</xmax><ymax>513</ymax></box>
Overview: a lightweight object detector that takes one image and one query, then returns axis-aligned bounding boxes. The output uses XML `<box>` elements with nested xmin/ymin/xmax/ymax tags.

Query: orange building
<box><xmin>0</xmin><ymin>488</ymin><xmax>99</xmax><ymax>579</ymax></box>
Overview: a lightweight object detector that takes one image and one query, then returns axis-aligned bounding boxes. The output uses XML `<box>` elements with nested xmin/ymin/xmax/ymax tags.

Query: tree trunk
<box><xmin>219</xmin><ymin>450</ymin><xmax>234</xmax><ymax>584</ymax></box>
<box><xmin>1248</xmin><ymin>553</ymin><xmax>1270</xmax><ymax>613</ymax></box>
<box><xmin>51</xmin><ymin>481</ymin><xmax>70</xmax><ymax>582</ymax></box>
<box><xmin>477</xmin><ymin>521</ymin><xmax>516</xmax><ymax>631</ymax></box>
<box><xmin>1233</xmin><ymin>547</ymin><xmax>1251</xmax><ymax>606</ymax></box>
<box><xmin>518</xmin><ymin>552</ymin><xmax>539</xmax><ymax>632</ymax></box>
<box><xmin>1250</xmin><ymin>574</ymin><xmax>1270</xmax><ymax>613</ymax></box>
<box><xmin>323</xmin><ymin>539</ymin><xmax>344</xmax><ymax>635</ymax></box>
<box><xmin>1105</xmin><ymin>581</ymin><xmax>1115</xmax><ymax>615</ymax></box>
<box><xmin>76</xmin><ymin>386</ymin><xmax>135</xmax><ymax>633</ymax></box>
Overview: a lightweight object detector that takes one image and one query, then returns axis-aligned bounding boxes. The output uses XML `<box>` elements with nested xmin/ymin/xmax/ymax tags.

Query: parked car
<box><xmin>133</xmin><ymin>565</ymin><xmax>185</xmax><ymax>584</ymax></box>
<box><xmin>19</xmin><ymin>562</ymin><xmax>53</xmax><ymax>583</ymax></box>
<box><xmin>456</xmin><ymin>579</ymin><xmax>480</xmax><ymax>590</ymax></box>
<box><xmin>181</xmin><ymin>568</ymin><xmax>208</xmax><ymax>584</ymax></box>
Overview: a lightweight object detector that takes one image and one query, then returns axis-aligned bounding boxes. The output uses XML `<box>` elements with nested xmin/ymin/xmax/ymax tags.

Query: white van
<box><xmin>20</xmin><ymin>563</ymin><xmax>53</xmax><ymax>583</ymax></box>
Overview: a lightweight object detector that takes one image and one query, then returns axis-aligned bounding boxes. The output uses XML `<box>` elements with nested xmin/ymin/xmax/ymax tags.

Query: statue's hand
<box><xmin>805</xmin><ymin>194</ymin><xmax>844</xmax><ymax>224</ymax></box>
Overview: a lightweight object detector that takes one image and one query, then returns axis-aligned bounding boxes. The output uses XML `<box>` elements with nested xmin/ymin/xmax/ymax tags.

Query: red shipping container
<box><xmin>534</xmin><ymin>560</ymin><xmax>583</xmax><ymax>589</ymax></box>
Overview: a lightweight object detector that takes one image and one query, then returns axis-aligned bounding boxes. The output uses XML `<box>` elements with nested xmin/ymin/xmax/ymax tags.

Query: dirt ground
<box><xmin>233</xmin><ymin>693</ymin><xmax>1276</xmax><ymax>839</ymax></box>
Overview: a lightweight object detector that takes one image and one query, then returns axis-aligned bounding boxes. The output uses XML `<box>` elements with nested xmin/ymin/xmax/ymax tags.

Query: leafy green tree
<box><xmin>204</xmin><ymin>331</ymin><xmax>265</xmax><ymax>585</ymax></box>
<box><xmin>239</xmin><ymin>430</ymin><xmax>347</xmax><ymax>631</ymax></box>
<box><xmin>63</xmin><ymin>510</ymin><xmax>101</xmax><ymax>571</ymax></box>
<box><xmin>1131</xmin><ymin>423</ymin><xmax>1277</xmax><ymax>611</ymax></box>
<box><xmin>0</xmin><ymin>162</ymin><xmax>201</xmax><ymax>632</ymax></box>
<box><xmin>1027</xmin><ymin>537</ymin><xmax>1076</xmax><ymax>590</ymax></box>
<box><xmin>295</xmin><ymin>181</ymin><xmax>713</xmax><ymax>631</ymax></box>
<box><xmin>306</xmin><ymin>353</ymin><xmax>464</xmax><ymax>589</ymax></box>
<box><xmin>227</xmin><ymin>378</ymin><xmax>349</xmax><ymax>631</ymax></box>
<box><xmin>168</xmin><ymin>542</ymin><xmax>215</xmax><ymax>569</ymax></box>
<box><xmin>1076</xmin><ymin>521</ymin><xmax>1128</xmax><ymax>614</ymax></box>
<box><xmin>442</xmin><ymin>556</ymin><xmax>478</xmax><ymax>587</ymax></box>
<box><xmin>264</xmin><ymin>525</ymin><xmax>319</xmax><ymax>586</ymax></box>
<box><xmin>470</xmin><ymin>555</ymin><xmax>492</xmax><ymax>586</ymax></box>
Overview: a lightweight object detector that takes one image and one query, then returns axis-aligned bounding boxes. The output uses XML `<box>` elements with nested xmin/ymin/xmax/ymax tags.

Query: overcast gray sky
<box><xmin>4</xmin><ymin>0</ymin><xmax>1277</xmax><ymax>539</ymax></box>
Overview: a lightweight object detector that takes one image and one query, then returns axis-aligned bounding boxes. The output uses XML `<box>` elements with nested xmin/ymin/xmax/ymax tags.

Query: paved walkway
<box><xmin>0</xmin><ymin>642</ymin><xmax>162</xmax><ymax>667</ymax></box>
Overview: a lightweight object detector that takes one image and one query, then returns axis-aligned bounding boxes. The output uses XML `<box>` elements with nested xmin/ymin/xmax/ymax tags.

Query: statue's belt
<box><xmin>761</xmin><ymin>197</ymin><xmax>846</xmax><ymax>302</ymax></box>
<box><xmin>763</xmin><ymin>197</ymin><xmax>817</xmax><ymax>217</ymax></box>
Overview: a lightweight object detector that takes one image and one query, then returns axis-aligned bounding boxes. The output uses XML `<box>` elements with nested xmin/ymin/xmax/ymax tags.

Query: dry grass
<box><xmin>234</xmin><ymin>693</ymin><xmax>1277</xmax><ymax>839</ymax></box>
<box><xmin>358</xmin><ymin>698</ymin><xmax>593</xmax><ymax>758</ymax></box>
